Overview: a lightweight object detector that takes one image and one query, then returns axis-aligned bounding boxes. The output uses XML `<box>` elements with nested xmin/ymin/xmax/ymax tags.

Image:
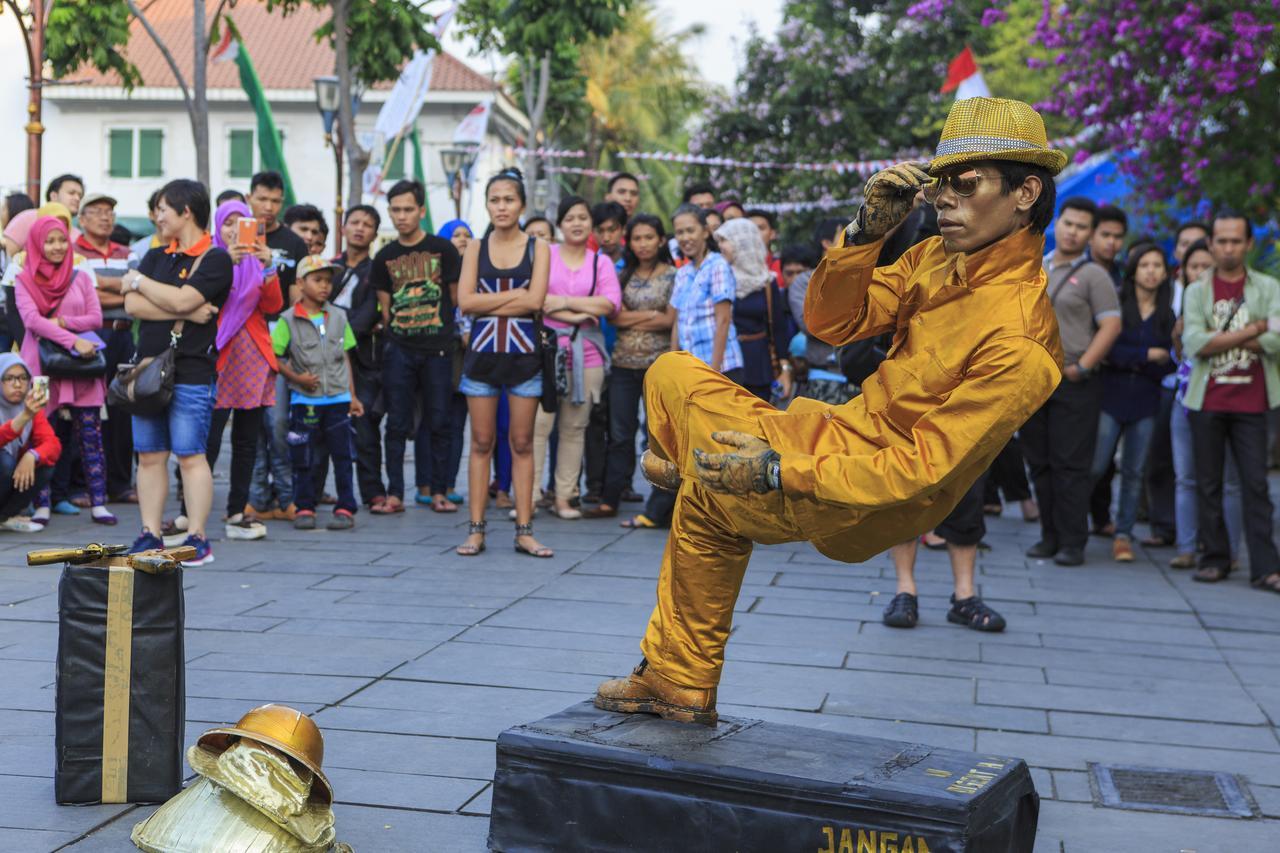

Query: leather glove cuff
<box><xmin>843</xmin><ymin>206</ymin><xmax>877</xmax><ymax>246</ymax></box>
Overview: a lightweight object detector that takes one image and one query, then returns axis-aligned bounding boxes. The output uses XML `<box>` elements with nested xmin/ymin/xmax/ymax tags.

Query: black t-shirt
<box><xmin>265</xmin><ymin>224</ymin><xmax>309</xmax><ymax>312</ymax></box>
<box><xmin>370</xmin><ymin>234</ymin><xmax>461</xmax><ymax>351</ymax></box>
<box><xmin>136</xmin><ymin>243</ymin><xmax>233</xmax><ymax>385</ymax></box>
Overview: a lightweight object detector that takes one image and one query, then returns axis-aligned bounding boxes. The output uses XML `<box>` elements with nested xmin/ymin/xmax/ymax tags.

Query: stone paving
<box><xmin>1</xmin><ymin>462</ymin><xmax>1278</xmax><ymax>851</ymax></box>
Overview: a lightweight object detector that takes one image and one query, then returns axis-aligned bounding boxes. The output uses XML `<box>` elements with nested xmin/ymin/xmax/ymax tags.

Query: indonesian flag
<box><xmin>942</xmin><ymin>46</ymin><xmax>990</xmax><ymax>100</ymax></box>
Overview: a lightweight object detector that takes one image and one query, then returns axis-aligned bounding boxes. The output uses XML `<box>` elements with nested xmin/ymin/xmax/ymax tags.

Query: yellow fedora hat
<box><xmin>929</xmin><ymin>97</ymin><xmax>1068</xmax><ymax>176</ymax></box>
<box><xmin>195</xmin><ymin>704</ymin><xmax>332</xmax><ymax>804</ymax></box>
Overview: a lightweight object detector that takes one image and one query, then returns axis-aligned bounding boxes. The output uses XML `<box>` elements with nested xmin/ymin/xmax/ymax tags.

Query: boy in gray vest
<box><xmin>272</xmin><ymin>256</ymin><xmax>365</xmax><ymax>530</ymax></box>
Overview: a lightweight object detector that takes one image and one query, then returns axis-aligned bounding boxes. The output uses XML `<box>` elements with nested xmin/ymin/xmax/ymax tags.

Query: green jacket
<box><xmin>1181</xmin><ymin>266</ymin><xmax>1280</xmax><ymax>411</ymax></box>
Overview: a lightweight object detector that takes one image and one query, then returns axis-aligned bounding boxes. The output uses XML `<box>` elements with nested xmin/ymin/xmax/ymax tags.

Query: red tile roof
<box><xmin>67</xmin><ymin>0</ymin><xmax>497</xmax><ymax>93</ymax></box>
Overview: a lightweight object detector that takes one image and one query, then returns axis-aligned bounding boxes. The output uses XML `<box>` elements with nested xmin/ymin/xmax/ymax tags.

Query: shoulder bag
<box><xmin>108</xmin><ymin>250</ymin><xmax>209</xmax><ymax>415</ymax></box>
<box><xmin>552</xmin><ymin>252</ymin><xmax>599</xmax><ymax>399</ymax></box>
<box><xmin>34</xmin><ymin>275</ymin><xmax>108</xmax><ymax>379</ymax></box>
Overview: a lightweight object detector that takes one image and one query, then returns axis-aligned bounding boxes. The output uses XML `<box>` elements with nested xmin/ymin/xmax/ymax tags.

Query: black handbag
<box><xmin>38</xmin><ymin>337</ymin><xmax>107</xmax><ymax>379</ymax></box>
<box><xmin>535</xmin><ymin>315</ymin><xmax>558</xmax><ymax>414</ymax></box>
<box><xmin>107</xmin><ymin>249</ymin><xmax>209</xmax><ymax>416</ymax></box>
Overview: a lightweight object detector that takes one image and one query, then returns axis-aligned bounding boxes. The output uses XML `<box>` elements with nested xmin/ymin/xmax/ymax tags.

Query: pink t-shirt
<box><xmin>546</xmin><ymin>245</ymin><xmax>621</xmax><ymax>368</ymax></box>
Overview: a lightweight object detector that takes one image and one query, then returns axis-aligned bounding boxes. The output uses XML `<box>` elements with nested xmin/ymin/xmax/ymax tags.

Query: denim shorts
<box><xmin>132</xmin><ymin>382</ymin><xmax>216</xmax><ymax>456</ymax></box>
<box><xmin>458</xmin><ymin>372</ymin><xmax>543</xmax><ymax>399</ymax></box>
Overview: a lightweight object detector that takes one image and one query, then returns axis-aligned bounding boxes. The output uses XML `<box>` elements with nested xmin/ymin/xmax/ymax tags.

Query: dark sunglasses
<box><xmin>922</xmin><ymin>169</ymin><xmax>994</xmax><ymax>203</ymax></box>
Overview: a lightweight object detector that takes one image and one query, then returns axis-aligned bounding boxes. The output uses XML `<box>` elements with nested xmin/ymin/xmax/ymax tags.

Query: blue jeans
<box><xmin>249</xmin><ymin>373</ymin><xmax>293</xmax><ymax>509</ymax></box>
<box><xmin>132</xmin><ymin>383</ymin><xmax>215</xmax><ymax>457</ymax></box>
<box><xmin>1089</xmin><ymin>411</ymin><xmax>1155</xmax><ymax>540</ymax></box>
<box><xmin>382</xmin><ymin>340</ymin><xmax>454</xmax><ymax>498</ymax></box>
<box><xmin>289</xmin><ymin>402</ymin><xmax>356</xmax><ymax>514</ymax></box>
<box><xmin>1170</xmin><ymin>398</ymin><xmax>1242</xmax><ymax>557</ymax></box>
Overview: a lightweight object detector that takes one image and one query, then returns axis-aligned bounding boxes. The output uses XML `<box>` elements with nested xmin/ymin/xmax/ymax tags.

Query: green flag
<box><xmin>212</xmin><ymin>20</ymin><xmax>296</xmax><ymax>206</ymax></box>
<box><xmin>410</xmin><ymin>127</ymin><xmax>433</xmax><ymax>234</ymax></box>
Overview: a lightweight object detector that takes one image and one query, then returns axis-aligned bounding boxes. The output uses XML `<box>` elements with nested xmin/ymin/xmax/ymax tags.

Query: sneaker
<box><xmin>1112</xmin><ymin>537</ymin><xmax>1134</xmax><ymax>562</ymax></box>
<box><xmin>293</xmin><ymin>511</ymin><xmax>317</xmax><ymax>530</ymax></box>
<box><xmin>178</xmin><ymin>534</ymin><xmax>214</xmax><ymax>567</ymax></box>
<box><xmin>225</xmin><ymin>513</ymin><xmax>267</xmax><ymax>541</ymax></box>
<box><xmin>1</xmin><ymin>516</ymin><xmax>42</xmax><ymax>533</ymax></box>
<box><xmin>128</xmin><ymin>530</ymin><xmax>164</xmax><ymax>554</ymax></box>
<box><xmin>52</xmin><ymin>500</ymin><xmax>81</xmax><ymax>516</ymax></box>
<box><xmin>326</xmin><ymin>509</ymin><xmax>354</xmax><ymax>531</ymax></box>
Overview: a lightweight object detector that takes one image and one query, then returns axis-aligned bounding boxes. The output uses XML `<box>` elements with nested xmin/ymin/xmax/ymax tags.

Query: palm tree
<box><xmin>568</xmin><ymin>1</ymin><xmax>708</xmax><ymax>213</ymax></box>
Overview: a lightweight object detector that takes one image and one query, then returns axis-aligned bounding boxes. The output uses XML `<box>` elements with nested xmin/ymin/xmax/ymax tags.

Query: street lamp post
<box><xmin>313</xmin><ymin>76</ymin><xmax>343</xmax><ymax>255</ymax></box>
<box><xmin>439</xmin><ymin>145</ymin><xmax>480</xmax><ymax>221</ymax></box>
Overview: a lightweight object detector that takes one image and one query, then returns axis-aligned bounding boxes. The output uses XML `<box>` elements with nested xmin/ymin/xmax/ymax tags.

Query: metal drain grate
<box><xmin>1090</xmin><ymin>764</ymin><xmax>1255</xmax><ymax>818</ymax></box>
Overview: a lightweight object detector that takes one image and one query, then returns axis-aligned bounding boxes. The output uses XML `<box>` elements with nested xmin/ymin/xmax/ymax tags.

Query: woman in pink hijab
<box><xmin>15</xmin><ymin>216</ymin><xmax>114</xmax><ymax>525</ymax></box>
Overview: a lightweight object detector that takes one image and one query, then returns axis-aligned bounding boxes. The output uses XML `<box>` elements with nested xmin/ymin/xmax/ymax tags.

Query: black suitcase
<box><xmin>490</xmin><ymin>702</ymin><xmax>1038</xmax><ymax>853</ymax></box>
<box><xmin>55</xmin><ymin>559</ymin><xmax>185</xmax><ymax>804</ymax></box>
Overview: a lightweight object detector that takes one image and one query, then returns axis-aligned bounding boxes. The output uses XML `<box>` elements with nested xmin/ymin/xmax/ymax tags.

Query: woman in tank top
<box><xmin>456</xmin><ymin>169</ymin><xmax>553</xmax><ymax>558</ymax></box>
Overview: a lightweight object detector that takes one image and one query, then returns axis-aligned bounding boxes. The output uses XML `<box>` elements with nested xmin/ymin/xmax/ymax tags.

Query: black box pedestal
<box><xmin>489</xmin><ymin>702</ymin><xmax>1037</xmax><ymax>853</ymax></box>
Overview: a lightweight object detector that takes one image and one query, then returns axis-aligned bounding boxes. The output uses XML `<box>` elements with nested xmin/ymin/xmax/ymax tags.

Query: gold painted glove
<box><xmin>844</xmin><ymin>161</ymin><xmax>931</xmax><ymax>246</ymax></box>
<box><xmin>692</xmin><ymin>431</ymin><xmax>782</xmax><ymax>495</ymax></box>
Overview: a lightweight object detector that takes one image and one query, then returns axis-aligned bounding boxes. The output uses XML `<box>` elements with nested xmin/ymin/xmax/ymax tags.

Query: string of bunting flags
<box><xmin>512</xmin><ymin>131</ymin><xmax>1089</xmax><ymax>177</ymax></box>
<box><xmin>542</xmin><ymin>164</ymin><xmax>652</xmax><ymax>180</ymax></box>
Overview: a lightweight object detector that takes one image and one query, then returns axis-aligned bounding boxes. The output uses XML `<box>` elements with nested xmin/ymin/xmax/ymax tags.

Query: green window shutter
<box><xmin>108</xmin><ymin>129</ymin><xmax>133</xmax><ymax>178</ymax></box>
<box><xmin>229</xmin><ymin>130</ymin><xmax>254</xmax><ymax>178</ymax></box>
<box><xmin>138</xmin><ymin>129</ymin><xmax>163</xmax><ymax>177</ymax></box>
<box><xmin>386</xmin><ymin>141</ymin><xmax>405</xmax><ymax>179</ymax></box>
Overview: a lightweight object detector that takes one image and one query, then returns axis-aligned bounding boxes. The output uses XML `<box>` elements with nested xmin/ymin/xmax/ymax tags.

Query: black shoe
<box><xmin>1026</xmin><ymin>540</ymin><xmax>1058</xmax><ymax>558</ymax></box>
<box><xmin>1054</xmin><ymin>547</ymin><xmax>1085</xmax><ymax>566</ymax></box>
<box><xmin>882</xmin><ymin>592</ymin><xmax>919</xmax><ymax>628</ymax></box>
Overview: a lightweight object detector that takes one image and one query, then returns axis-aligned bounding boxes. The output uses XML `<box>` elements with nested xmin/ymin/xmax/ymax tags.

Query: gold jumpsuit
<box><xmin>640</xmin><ymin>226</ymin><xmax>1063</xmax><ymax>688</ymax></box>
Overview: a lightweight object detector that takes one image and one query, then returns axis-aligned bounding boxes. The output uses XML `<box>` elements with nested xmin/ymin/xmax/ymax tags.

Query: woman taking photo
<box><xmin>15</xmin><ymin>216</ymin><xmax>115</xmax><ymax>526</ymax></box>
<box><xmin>531</xmin><ymin>196</ymin><xmax>621</xmax><ymax>520</ymax></box>
<box><xmin>207</xmin><ymin>199</ymin><xmax>282</xmax><ymax>540</ymax></box>
<box><xmin>1090</xmin><ymin>242</ymin><xmax>1176</xmax><ymax>562</ymax></box>
<box><xmin>120</xmin><ymin>179</ymin><xmax>232</xmax><ymax>566</ymax></box>
<box><xmin>584</xmin><ymin>214</ymin><xmax>676</xmax><ymax>520</ymax></box>
<box><xmin>456</xmin><ymin>169</ymin><xmax>553</xmax><ymax>558</ymax></box>
<box><xmin>0</xmin><ymin>353</ymin><xmax>59</xmax><ymax>532</ymax></box>
<box><xmin>669</xmin><ymin>204</ymin><xmax>742</xmax><ymax>380</ymax></box>
<box><xmin>715</xmin><ymin>218</ymin><xmax>793</xmax><ymax>402</ymax></box>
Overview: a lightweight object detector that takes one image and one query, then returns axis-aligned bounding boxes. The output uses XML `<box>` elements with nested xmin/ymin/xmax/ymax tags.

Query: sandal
<box><xmin>882</xmin><ymin>592</ymin><xmax>918</xmax><ymax>628</ymax></box>
<box><xmin>1169</xmin><ymin>553</ymin><xmax>1197</xmax><ymax>569</ymax></box>
<box><xmin>946</xmin><ymin>595</ymin><xmax>1006</xmax><ymax>632</ymax></box>
<box><xmin>383</xmin><ymin>496</ymin><xmax>406</xmax><ymax>513</ymax></box>
<box><xmin>1140</xmin><ymin>534</ymin><xmax>1174</xmax><ymax>548</ymax></box>
<box><xmin>920</xmin><ymin>532</ymin><xmax>947</xmax><ymax>551</ymax></box>
<box><xmin>582</xmin><ymin>504</ymin><xmax>618</xmax><ymax>519</ymax></box>
<box><xmin>514</xmin><ymin>523</ymin><xmax>554</xmax><ymax>558</ymax></box>
<box><xmin>983</xmin><ymin>503</ymin><xmax>1003</xmax><ymax>516</ymax></box>
<box><xmin>1249</xmin><ymin>572</ymin><xmax>1280</xmax><ymax>594</ymax></box>
<box><xmin>368</xmin><ymin>496</ymin><xmax>392</xmax><ymax>514</ymax></box>
<box><xmin>621</xmin><ymin>514</ymin><xmax>657</xmax><ymax>529</ymax></box>
<box><xmin>1193</xmin><ymin>565</ymin><xmax>1231</xmax><ymax>583</ymax></box>
<box><xmin>431</xmin><ymin>496</ymin><xmax>459</xmax><ymax>513</ymax></box>
<box><xmin>456</xmin><ymin>521</ymin><xmax>486</xmax><ymax>556</ymax></box>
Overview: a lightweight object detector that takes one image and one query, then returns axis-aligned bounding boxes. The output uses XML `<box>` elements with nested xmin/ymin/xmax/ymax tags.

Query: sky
<box><xmin>651</xmin><ymin>0</ymin><xmax>786</xmax><ymax>90</ymax></box>
<box><xmin>442</xmin><ymin>0</ymin><xmax>786</xmax><ymax>92</ymax></box>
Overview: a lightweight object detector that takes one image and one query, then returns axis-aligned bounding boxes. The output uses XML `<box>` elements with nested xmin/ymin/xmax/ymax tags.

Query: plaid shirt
<box><xmin>671</xmin><ymin>252</ymin><xmax>743</xmax><ymax>372</ymax></box>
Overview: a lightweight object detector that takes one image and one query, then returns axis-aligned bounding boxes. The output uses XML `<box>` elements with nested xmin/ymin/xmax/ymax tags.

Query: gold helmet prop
<box><xmin>194</xmin><ymin>704</ymin><xmax>332</xmax><ymax>804</ymax></box>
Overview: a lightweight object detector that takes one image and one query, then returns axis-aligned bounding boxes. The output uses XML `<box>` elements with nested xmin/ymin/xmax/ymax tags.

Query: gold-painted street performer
<box><xmin>596</xmin><ymin>97</ymin><xmax>1067</xmax><ymax>725</ymax></box>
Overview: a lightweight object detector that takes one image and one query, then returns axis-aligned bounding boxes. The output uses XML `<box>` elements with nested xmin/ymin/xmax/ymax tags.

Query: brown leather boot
<box><xmin>640</xmin><ymin>450</ymin><xmax>681</xmax><ymax>492</ymax></box>
<box><xmin>594</xmin><ymin>658</ymin><xmax>718</xmax><ymax>726</ymax></box>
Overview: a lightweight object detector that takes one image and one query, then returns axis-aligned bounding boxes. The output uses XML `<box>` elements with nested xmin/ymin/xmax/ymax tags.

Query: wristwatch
<box><xmin>766</xmin><ymin>458</ymin><xmax>782</xmax><ymax>491</ymax></box>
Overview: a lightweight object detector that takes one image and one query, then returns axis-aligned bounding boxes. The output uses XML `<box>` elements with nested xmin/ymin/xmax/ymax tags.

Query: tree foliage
<box><xmin>689</xmin><ymin>0</ymin><xmax>1059</xmax><ymax>239</ymax></box>
<box><xmin>270</xmin><ymin>0</ymin><xmax>439</xmax><ymax>87</ymax></box>
<box><xmin>570</xmin><ymin>1</ymin><xmax>707</xmax><ymax>213</ymax></box>
<box><xmin>1028</xmin><ymin>0</ymin><xmax>1280</xmax><ymax>217</ymax></box>
<box><xmin>458</xmin><ymin>0</ymin><xmax>631</xmax><ymax>184</ymax></box>
<box><xmin>42</xmin><ymin>0</ymin><xmax>141</xmax><ymax>89</ymax></box>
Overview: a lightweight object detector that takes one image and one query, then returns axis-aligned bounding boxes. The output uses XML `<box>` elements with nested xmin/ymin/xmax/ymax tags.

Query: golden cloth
<box><xmin>641</xmin><ymin>227</ymin><xmax>1062</xmax><ymax>687</ymax></box>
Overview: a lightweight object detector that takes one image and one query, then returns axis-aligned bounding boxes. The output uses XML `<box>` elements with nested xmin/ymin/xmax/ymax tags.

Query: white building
<box><xmin>0</xmin><ymin>0</ymin><xmax>527</xmax><ymax>240</ymax></box>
